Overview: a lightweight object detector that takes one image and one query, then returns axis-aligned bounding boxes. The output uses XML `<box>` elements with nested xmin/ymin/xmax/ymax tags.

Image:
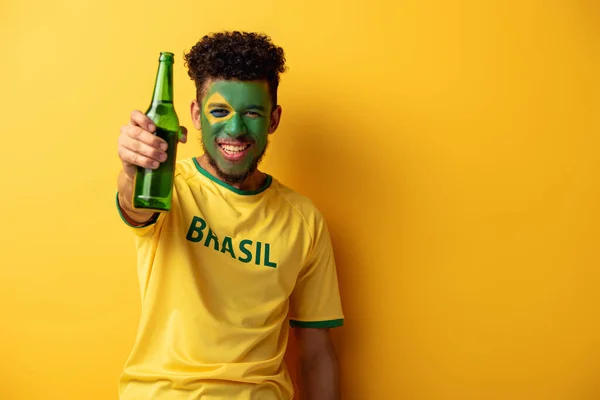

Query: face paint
<box><xmin>200</xmin><ymin>80</ymin><xmax>272</xmax><ymax>184</ymax></box>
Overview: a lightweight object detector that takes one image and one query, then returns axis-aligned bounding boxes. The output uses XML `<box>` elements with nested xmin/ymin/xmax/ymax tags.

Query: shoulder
<box><xmin>269</xmin><ymin>179</ymin><xmax>326</xmax><ymax>229</ymax></box>
<box><xmin>173</xmin><ymin>157</ymin><xmax>199</xmax><ymax>181</ymax></box>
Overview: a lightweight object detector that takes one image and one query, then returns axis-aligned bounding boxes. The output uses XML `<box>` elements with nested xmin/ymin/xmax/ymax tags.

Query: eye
<box><xmin>210</xmin><ymin>109</ymin><xmax>230</xmax><ymax>118</ymax></box>
<box><xmin>245</xmin><ymin>111</ymin><xmax>262</xmax><ymax>118</ymax></box>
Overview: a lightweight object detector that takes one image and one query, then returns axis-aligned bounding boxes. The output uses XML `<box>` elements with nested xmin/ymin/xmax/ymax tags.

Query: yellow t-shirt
<box><xmin>116</xmin><ymin>157</ymin><xmax>344</xmax><ymax>400</ymax></box>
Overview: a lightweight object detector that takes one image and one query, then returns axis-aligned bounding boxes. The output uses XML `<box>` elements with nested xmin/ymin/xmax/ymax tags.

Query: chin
<box><xmin>215</xmin><ymin>164</ymin><xmax>252</xmax><ymax>184</ymax></box>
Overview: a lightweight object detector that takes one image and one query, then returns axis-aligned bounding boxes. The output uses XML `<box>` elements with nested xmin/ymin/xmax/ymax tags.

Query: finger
<box><xmin>118</xmin><ymin>147</ymin><xmax>160</xmax><ymax>169</ymax></box>
<box><xmin>130</xmin><ymin>110</ymin><xmax>156</xmax><ymax>132</ymax></box>
<box><xmin>124</xmin><ymin>125</ymin><xmax>168</xmax><ymax>150</ymax></box>
<box><xmin>120</xmin><ymin>134</ymin><xmax>168</xmax><ymax>163</ymax></box>
<box><xmin>179</xmin><ymin>126</ymin><xmax>188</xmax><ymax>143</ymax></box>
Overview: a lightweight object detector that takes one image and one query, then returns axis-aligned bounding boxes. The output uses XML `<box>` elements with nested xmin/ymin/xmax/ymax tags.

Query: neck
<box><xmin>196</xmin><ymin>154</ymin><xmax>267</xmax><ymax>192</ymax></box>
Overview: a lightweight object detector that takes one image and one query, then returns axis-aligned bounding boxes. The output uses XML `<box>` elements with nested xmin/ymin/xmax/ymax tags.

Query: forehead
<box><xmin>202</xmin><ymin>79</ymin><xmax>270</xmax><ymax>106</ymax></box>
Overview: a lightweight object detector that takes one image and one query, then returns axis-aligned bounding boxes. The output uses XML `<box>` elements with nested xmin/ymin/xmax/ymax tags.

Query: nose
<box><xmin>224</xmin><ymin>114</ymin><xmax>246</xmax><ymax>137</ymax></box>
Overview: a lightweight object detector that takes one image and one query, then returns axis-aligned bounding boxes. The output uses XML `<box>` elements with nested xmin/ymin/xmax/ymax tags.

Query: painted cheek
<box><xmin>247</xmin><ymin>119</ymin><xmax>269</xmax><ymax>143</ymax></box>
<box><xmin>200</xmin><ymin>118</ymin><xmax>223</xmax><ymax>158</ymax></box>
<box><xmin>201</xmin><ymin>114</ymin><xmax>224</xmax><ymax>138</ymax></box>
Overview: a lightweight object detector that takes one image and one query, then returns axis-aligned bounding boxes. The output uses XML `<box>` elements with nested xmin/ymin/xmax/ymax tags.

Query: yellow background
<box><xmin>1</xmin><ymin>0</ymin><xmax>599</xmax><ymax>399</ymax></box>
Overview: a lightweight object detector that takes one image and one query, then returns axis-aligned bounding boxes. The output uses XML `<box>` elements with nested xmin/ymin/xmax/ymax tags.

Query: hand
<box><xmin>118</xmin><ymin>110</ymin><xmax>188</xmax><ymax>180</ymax></box>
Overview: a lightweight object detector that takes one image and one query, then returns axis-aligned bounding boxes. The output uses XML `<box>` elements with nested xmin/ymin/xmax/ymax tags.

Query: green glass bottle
<box><xmin>133</xmin><ymin>52</ymin><xmax>180</xmax><ymax>212</ymax></box>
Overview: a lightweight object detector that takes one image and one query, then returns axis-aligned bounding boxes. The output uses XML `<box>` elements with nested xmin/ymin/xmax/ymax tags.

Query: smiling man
<box><xmin>115</xmin><ymin>31</ymin><xmax>344</xmax><ymax>400</ymax></box>
<box><xmin>197</xmin><ymin>80</ymin><xmax>275</xmax><ymax>185</ymax></box>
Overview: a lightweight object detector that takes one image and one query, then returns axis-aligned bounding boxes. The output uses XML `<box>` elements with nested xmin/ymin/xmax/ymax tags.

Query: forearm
<box><xmin>117</xmin><ymin>169</ymin><xmax>155</xmax><ymax>225</ymax></box>
<box><xmin>299</xmin><ymin>344</ymin><xmax>341</xmax><ymax>400</ymax></box>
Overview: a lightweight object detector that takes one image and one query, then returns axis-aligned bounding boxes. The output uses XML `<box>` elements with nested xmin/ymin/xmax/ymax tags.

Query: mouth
<box><xmin>217</xmin><ymin>141</ymin><xmax>253</xmax><ymax>162</ymax></box>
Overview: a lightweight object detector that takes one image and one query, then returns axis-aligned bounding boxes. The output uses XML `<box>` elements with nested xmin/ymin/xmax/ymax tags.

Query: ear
<box><xmin>268</xmin><ymin>105</ymin><xmax>282</xmax><ymax>134</ymax></box>
<box><xmin>190</xmin><ymin>100</ymin><xmax>201</xmax><ymax>130</ymax></box>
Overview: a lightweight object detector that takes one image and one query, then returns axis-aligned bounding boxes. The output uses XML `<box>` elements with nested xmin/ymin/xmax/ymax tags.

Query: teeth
<box><xmin>221</xmin><ymin>144</ymin><xmax>248</xmax><ymax>153</ymax></box>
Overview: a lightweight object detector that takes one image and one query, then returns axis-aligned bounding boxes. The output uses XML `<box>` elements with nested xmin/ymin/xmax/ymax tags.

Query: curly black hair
<box><xmin>184</xmin><ymin>31</ymin><xmax>286</xmax><ymax>109</ymax></box>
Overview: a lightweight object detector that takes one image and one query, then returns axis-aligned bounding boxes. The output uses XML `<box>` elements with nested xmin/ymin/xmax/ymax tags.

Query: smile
<box><xmin>219</xmin><ymin>143</ymin><xmax>252</xmax><ymax>154</ymax></box>
<box><xmin>217</xmin><ymin>142</ymin><xmax>253</xmax><ymax>162</ymax></box>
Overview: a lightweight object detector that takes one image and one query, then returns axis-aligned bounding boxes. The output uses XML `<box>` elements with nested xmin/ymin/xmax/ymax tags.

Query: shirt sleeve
<box><xmin>289</xmin><ymin>214</ymin><xmax>344</xmax><ymax>328</ymax></box>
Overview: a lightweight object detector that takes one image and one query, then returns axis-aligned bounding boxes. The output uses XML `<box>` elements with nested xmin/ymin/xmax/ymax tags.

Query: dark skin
<box><xmin>296</xmin><ymin>327</ymin><xmax>341</xmax><ymax>400</ymax></box>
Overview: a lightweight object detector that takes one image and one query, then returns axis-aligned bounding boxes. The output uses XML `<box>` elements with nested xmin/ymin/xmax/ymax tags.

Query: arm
<box><xmin>296</xmin><ymin>327</ymin><xmax>341</xmax><ymax>400</ymax></box>
<box><xmin>116</xmin><ymin>110</ymin><xmax>187</xmax><ymax>225</ymax></box>
<box><xmin>117</xmin><ymin>169</ymin><xmax>155</xmax><ymax>225</ymax></box>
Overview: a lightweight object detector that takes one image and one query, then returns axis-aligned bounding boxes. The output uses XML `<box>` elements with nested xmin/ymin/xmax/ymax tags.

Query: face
<box><xmin>192</xmin><ymin>80</ymin><xmax>281</xmax><ymax>184</ymax></box>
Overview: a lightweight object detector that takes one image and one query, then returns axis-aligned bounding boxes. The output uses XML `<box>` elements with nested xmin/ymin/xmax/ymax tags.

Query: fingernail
<box><xmin>152</xmin><ymin>161</ymin><xmax>159</xmax><ymax>168</ymax></box>
<box><xmin>148</xmin><ymin>123</ymin><xmax>156</xmax><ymax>132</ymax></box>
<box><xmin>159</xmin><ymin>153</ymin><xmax>167</xmax><ymax>162</ymax></box>
<box><xmin>160</xmin><ymin>142</ymin><xmax>168</xmax><ymax>151</ymax></box>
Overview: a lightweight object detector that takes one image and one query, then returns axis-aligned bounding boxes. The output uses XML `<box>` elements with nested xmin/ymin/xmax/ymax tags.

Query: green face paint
<box><xmin>200</xmin><ymin>80</ymin><xmax>272</xmax><ymax>183</ymax></box>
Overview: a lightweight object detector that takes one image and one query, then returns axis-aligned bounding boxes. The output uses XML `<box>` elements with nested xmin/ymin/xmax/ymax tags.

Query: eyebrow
<box><xmin>207</xmin><ymin>103</ymin><xmax>231</xmax><ymax>108</ymax></box>
<box><xmin>207</xmin><ymin>103</ymin><xmax>266</xmax><ymax>111</ymax></box>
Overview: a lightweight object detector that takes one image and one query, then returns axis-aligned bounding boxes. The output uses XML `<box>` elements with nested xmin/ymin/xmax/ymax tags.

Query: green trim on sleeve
<box><xmin>115</xmin><ymin>192</ymin><xmax>159</xmax><ymax>228</ymax></box>
<box><xmin>289</xmin><ymin>319</ymin><xmax>344</xmax><ymax>328</ymax></box>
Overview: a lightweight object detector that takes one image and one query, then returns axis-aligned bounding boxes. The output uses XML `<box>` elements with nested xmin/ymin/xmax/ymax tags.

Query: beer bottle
<box><xmin>132</xmin><ymin>52</ymin><xmax>180</xmax><ymax>212</ymax></box>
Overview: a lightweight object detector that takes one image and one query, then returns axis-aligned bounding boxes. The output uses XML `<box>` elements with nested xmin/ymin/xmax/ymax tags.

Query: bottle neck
<box><xmin>151</xmin><ymin>60</ymin><xmax>174</xmax><ymax>104</ymax></box>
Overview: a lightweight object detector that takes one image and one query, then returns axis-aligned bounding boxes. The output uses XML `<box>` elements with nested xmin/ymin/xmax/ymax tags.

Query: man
<box><xmin>116</xmin><ymin>31</ymin><xmax>344</xmax><ymax>399</ymax></box>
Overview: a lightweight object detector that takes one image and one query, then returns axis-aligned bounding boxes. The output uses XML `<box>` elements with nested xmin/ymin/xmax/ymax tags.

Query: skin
<box><xmin>116</xmin><ymin>78</ymin><xmax>340</xmax><ymax>399</ymax></box>
<box><xmin>190</xmin><ymin>79</ymin><xmax>282</xmax><ymax>191</ymax></box>
<box><xmin>297</xmin><ymin>328</ymin><xmax>341</xmax><ymax>400</ymax></box>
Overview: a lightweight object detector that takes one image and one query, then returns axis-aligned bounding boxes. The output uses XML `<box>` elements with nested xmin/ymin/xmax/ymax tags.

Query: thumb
<box><xmin>179</xmin><ymin>126</ymin><xmax>188</xmax><ymax>143</ymax></box>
